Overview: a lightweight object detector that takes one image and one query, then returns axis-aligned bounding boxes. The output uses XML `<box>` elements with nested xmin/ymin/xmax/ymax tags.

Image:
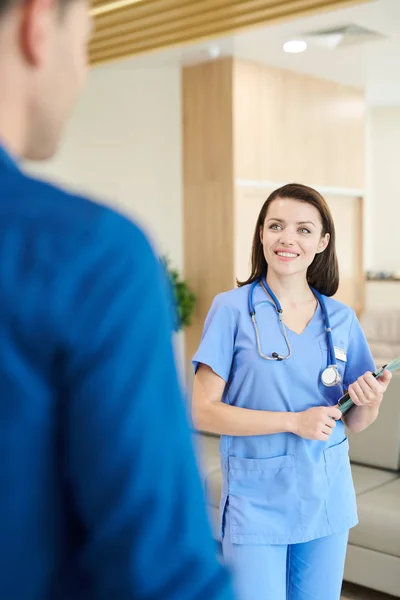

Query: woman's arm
<box><xmin>192</xmin><ymin>364</ymin><xmax>341</xmax><ymax>439</ymax></box>
<box><xmin>342</xmin><ymin>369</ymin><xmax>392</xmax><ymax>434</ymax></box>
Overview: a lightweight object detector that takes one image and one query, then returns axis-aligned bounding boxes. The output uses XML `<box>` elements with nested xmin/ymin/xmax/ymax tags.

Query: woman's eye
<box><xmin>268</xmin><ymin>224</ymin><xmax>311</xmax><ymax>233</ymax></box>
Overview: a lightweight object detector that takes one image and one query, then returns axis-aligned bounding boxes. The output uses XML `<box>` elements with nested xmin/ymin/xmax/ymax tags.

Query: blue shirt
<box><xmin>0</xmin><ymin>146</ymin><xmax>234</xmax><ymax>600</ymax></box>
<box><xmin>193</xmin><ymin>283</ymin><xmax>376</xmax><ymax>545</ymax></box>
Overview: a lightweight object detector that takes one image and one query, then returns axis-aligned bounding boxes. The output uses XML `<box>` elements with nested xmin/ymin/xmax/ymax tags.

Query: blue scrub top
<box><xmin>193</xmin><ymin>283</ymin><xmax>376</xmax><ymax>545</ymax></box>
<box><xmin>0</xmin><ymin>146</ymin><xmax>234</xmax><ymax>600</ymax></box>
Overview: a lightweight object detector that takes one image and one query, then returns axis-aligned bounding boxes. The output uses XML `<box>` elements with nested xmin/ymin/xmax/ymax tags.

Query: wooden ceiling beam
<box><xmin>93</xmin><ymin>0</ymin><xmax>253</xmax><ymax>35</ymax></box>
<box><xmin>89</xmin><ymin>0</ymin><xmax>367</xmax><ymax>65</ymax></box>
<box><xmin>92</xmin><ymin>0</ymin><xmax>293</xmax><ymax>42</ymax></box>
<box><xmin>90</xmin><ymin>0</ymin><xmax>293</xmax><ymax>51</ymax></box>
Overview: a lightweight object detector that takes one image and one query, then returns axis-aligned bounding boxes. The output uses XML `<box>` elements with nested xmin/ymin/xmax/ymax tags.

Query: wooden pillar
<box><xmin>183</xmin><ymin>58</ymin><xmax>235</xmax><ymax>363</ymax></box>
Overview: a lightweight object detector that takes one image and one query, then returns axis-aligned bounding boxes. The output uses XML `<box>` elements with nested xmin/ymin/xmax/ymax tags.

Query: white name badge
<box><xmin>334</xmin><ymin>346</ymin><xmax>347</xmax><ymax>362</ymax></box>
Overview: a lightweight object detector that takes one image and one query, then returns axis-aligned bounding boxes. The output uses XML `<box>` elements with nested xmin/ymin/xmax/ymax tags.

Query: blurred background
<box><xmin>28</xmin><ymin>1</ymin><xmax>400</xmax><ymax>597</ymax></box>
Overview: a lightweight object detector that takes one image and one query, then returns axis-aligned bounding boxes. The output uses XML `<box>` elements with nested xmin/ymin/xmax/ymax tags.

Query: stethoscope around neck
<box><xmin>248</xmin><ymin>277</ymin><xmax>341</xmax><ymax>388</ymax></box>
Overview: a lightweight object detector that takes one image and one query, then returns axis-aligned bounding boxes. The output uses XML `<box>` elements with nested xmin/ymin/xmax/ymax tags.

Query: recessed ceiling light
<box><xmin>283</xmin><ymin>40</ymin><xmax>307</xmax><ymax>53</ymax></box>
<box><xmin>208</xmin><ymin>46</ymin><xmax>221</xmax><ymax>59</ymax></box>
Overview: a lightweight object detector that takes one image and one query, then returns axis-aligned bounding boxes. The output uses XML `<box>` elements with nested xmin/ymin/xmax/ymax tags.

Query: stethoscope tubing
<box><xmin>249</xmin><ymin>278</ymin><xmax>339</xmax><ymax>382</ymax></box>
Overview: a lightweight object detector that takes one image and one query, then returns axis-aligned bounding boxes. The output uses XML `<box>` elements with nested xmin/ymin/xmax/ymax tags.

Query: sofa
<box><xmin>192</xmin><ymin>309</ymin><xmax>400</xmax><ymax>597</ymax></box>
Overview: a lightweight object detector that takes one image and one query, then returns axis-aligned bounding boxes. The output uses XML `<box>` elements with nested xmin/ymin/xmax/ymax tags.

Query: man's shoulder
<box><xmin>3</xmin><ymin>170</ymin><xmax>151</xmax><ymax>259</ymax></box>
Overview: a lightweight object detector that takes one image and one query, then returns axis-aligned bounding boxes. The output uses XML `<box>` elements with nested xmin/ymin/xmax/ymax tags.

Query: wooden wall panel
<box><xmin>90</xmin><ymin>0</ymin><xmax>368</xmax><ymax>66</ymax></box>
<box><xmin>183</xmin><ymin>57</ymin><xmax>366</xmax><ymax>365</ymax></box>
<box><xmin>234</xmin><ymin>186</ymin><xmax>274</xmax><ymax>284</ymax></box>
<box><xmin>234</xmin><ymin>60</ymin><xmax>365</xmax><ymax>188</ymax></box>
<box><xmin>326</xmin><ymin>194</ymin><xmax>364</xmax><ymax>315</ymax></box>
<box><xmin>183</xmin><ymin>58</ymin><xmax>235</xmax><ymax>362</ymax></box>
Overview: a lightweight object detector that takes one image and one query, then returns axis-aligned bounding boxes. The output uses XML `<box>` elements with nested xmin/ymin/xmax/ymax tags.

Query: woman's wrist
<box><xmin>259</xmin><ymin>410</ymin><xmax>297</xmax><ymax>436</ymax></box>
<box><xmin>281</xmin><ymin>411</ymin><xmax>298</xmax><ymax>435</ymax></box>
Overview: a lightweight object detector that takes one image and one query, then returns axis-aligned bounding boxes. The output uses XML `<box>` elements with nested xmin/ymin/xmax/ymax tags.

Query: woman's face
<box><xmin>260</xmin><ymin>198</ymin><xmax>330</xmax><ymax>278</ymax></box>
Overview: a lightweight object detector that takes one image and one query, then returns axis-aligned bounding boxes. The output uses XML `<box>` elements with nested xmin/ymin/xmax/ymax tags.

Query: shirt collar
<box><xmin>0</xmin><ymin>144</ymin><xmax>20</xmax><ymax>173</ymax></box>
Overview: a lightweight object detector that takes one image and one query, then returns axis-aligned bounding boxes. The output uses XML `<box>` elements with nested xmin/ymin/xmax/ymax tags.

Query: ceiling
<box><xmin>102</xmin><ymin>0</ymin><xmax>400</xmax><ymax>105</ymax></box>
<box><xmin>89</xmin><ymin>0</ymin><xmax>369</xmax><ymax>65</ymax></box>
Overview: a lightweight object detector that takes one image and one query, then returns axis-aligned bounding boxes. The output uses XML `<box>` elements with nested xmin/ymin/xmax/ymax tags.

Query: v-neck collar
<box><xmin>254</xmin><ymin>280</ymin><xmax>323</xmax><ymax>338</ymax></box>
<box><xmin>284</xmin><ymin>301</ymin><xmax>321</xmax><ymax>338</ymax></box>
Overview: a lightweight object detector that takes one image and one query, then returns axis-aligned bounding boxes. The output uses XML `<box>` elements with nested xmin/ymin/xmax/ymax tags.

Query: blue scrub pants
<box><xmin>222</xmin><ymin>513</ymin><xmax>349</xmax><ymax>600</ymax></box>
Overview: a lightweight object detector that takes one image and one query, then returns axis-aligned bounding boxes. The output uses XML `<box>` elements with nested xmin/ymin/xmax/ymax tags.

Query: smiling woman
<box><xmin>237</xmin><ymin>183</ymin><xmax>339</xmax><ymax>297</ymax></box>
<box><xmin>191</xmin><ymin>182</ymin><xmax>392</xmax><ymax>600</ymax></box>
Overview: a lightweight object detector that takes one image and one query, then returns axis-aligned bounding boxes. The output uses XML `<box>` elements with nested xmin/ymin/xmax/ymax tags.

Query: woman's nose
<box><xmin>278</xmin><ymin>229</ymin><xmax>296</xmax><ymax>245</ymax></box>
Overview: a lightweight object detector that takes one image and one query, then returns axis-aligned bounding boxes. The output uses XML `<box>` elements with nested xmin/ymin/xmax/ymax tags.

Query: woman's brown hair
<box><xmin>237</xmin><ymin>183</ymin><xmax>339</xmax><ymax>296</ymax></box>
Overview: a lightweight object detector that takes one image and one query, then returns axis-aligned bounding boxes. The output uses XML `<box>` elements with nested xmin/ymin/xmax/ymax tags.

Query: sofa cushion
<box><xmin>348</xmin><ymin>372</ymin><xmax>400</xmax><ymax>471</ymax></box>
<box><xmin>361</xmin><ymin>310</ymin><xmax>400</xmax><ymax>345</ymax></box>
<box><xmin>351</xmin><ymin>464</ymin><xmax>398</xmax><ymax>494</ymax></box>
<box><xmin>349</xmin><ymin>477</ymin><xmax>400</xmax><ymax>557</ymax></box>
<box><xmin>194</xmin><ymin>433</ymin><xmax>220</xmax><ymax>481</ymax></box>
<box><xmin>368</xmin><ymin>344</ymin><xmax>400</xmax><ymax>365</ymax></box>
<box><xmin>206</xmin><ymin>468</ymin><xmax>222</xmax><ymax>509</ymax></box>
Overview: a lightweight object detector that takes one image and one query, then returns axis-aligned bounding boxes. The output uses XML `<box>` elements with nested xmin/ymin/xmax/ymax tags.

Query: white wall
<box><xmin>364</xmin><ymin>104</ymin><xmax>400</xmax><ymax>272</ymax></box>
<box><xmin>27</xmin><ymin>59</ymin><xmax>186</xmax><ymax>372</ymax></box>
<box><xmin>28</xmin><ymin>60</ymin><xmax>183</xmax><ymax>269</ymax></box>
<box><xmin>365</xmin><ymin>38</ymin><xmax>400</xmax><ymax>108</ymax></box>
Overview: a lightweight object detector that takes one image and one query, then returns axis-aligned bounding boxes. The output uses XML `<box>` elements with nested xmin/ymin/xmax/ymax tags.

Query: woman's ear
<box><xmin>317</xmin><ymin>233</ymin><xmax>330</xmax><ymax>254</ymax></box>
<box><xmin>259</xmin><ymin>225</ymin><xmax>264</xmax><ymax>244</ymax></box>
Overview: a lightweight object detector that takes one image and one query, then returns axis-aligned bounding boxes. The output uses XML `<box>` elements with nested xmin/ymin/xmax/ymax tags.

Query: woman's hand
<box><xmin>347</xmin><ymin>369</ymin><xmax>392</xmax><ymax>410</ymax></box>
<box><xmin>291</xmin><ymin>406</ymin><xmax>342</xmax><ymax>441</ymax></box>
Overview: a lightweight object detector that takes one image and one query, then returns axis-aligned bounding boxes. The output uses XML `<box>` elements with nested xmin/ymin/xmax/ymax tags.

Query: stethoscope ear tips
<box><xmin>272</xmin><ymin>352</ymin><xmax>283</xmax><ymax>361</ymax></box>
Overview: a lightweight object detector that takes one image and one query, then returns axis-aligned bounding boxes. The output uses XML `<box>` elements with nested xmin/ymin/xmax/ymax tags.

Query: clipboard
<box><xmin>338</xmin><ymin>356</ymin><xmax>400</xmax><ymax>416</ymax></box>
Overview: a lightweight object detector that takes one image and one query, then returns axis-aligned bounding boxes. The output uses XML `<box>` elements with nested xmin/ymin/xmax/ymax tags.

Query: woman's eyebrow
<box><xmin>266</xmin><ymin>218</ymin><xmax>316</xmax><ymax>226</ymax></box>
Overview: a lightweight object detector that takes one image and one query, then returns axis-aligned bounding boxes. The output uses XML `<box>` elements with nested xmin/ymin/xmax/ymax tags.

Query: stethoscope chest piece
<box><xmin>321</xmin><ymin>365</ymin><xmax>341</xmax><ymax>387</ymax></box>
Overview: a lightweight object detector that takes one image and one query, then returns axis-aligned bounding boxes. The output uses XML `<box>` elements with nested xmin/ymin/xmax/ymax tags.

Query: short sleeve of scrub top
<box><xmin>192</xmin><ymin>294</ymin><xmax>238</xmax><ymax>382</ymax></box>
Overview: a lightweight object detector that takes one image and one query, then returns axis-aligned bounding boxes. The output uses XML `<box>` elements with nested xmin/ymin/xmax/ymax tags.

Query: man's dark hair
<box><xmin>0</xmin><ymin>0</ymin><xmax>70</xmax><ymax>18</ymax></box>
<box><xmin>0</xmin><ymin>0</ymin><xmax>15</xmax><ymax>17</ymax></box>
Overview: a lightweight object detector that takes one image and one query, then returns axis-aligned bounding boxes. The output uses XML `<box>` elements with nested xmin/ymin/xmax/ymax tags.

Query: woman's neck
<box><xmin>265</xmin><ymin>270</ymin><xmax>314</xmax><ymax>307</ymax></box>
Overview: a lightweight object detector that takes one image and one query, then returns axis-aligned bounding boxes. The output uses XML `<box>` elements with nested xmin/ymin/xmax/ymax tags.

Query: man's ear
<box><xmin>20</xmin><ymin>0</ymin><xmax>56</xmax><ymax>67</ymax></box>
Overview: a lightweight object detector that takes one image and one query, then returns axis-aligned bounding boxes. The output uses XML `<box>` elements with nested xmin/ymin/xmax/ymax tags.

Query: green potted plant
<box><xmin>161</xmin><ymin>256</ymin><xmax>196</xmax><ymax>332</ymax></box>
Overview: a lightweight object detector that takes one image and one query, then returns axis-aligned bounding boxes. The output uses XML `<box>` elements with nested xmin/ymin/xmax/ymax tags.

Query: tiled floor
<box><xmin>341</xmin><ymin>582</ymin><xmax>397</xmax><ymax>599</ymax></box>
